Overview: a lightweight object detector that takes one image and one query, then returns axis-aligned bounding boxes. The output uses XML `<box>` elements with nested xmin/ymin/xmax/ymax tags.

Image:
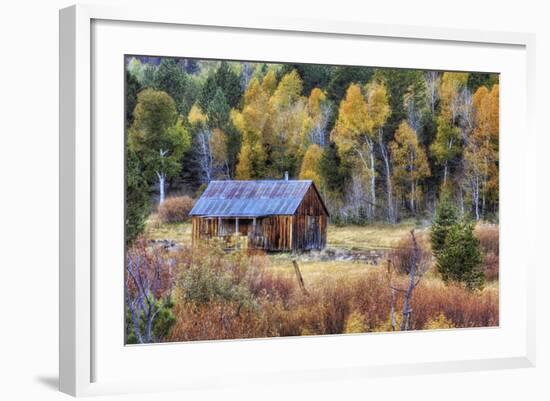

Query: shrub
<box><xmin>168</xmin><ymin>301</ymin><xmax>264</xmax><ymax>341</ymax></box>
<box><xmin>409</xmin><ymin>281</ymin><xmax>498</xmax><ymax>329</ymax></box>
<box><xmin>475</xmin><ymin>225</ymin><xmax>499</xmax><ymax>281</ymax></box>
<box><xmin>157</xmin><ymin>196</ymin><xmax>194</xmax><ymax>223</ymax></box>
<box><xmin>437</xmin><ymin>221</ymin><xmax>485</xmax><ymax>291</ymax></box>
<box><xmin>247</xmin><ymin>269</ymin><xmax>296</xmax><ymax>306</ymax></box>
<box><xmin>344</xmin><ymin>311</ymin><xmax>367</xmax><ymax>333</ymax></box>
<box><xmin>475</xmin><ymin>225</ymin><xmax>499</xmax><ymax>256</ymax></box>
<box><xmin>125</xmin><ymin>238</ymin><xmax>176</xmax><ymax>343</ymax></box>
<box><xmin>158</xmin><ymin>241</ymin><xmax>498</xmax><ymax>342</ymax></box>
<box><xmin>424</xmin><ymin>313</ymin><xmax>455</xmax><ymax>330</ymax></box>
<box><xmin>430</xmin><ymin>190</ymin><xmax>458</xmax><ymax>256</ymax></box>
<box><xmin>390</xmin><ymin>231</ymin><xmax>432</xmax><ymax>276</ymax></box>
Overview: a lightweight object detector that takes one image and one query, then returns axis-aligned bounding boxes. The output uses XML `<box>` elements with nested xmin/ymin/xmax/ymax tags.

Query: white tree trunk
<box><xmin>410</xmin><ymin>181</ymin><xmax>416</xmax><ymax>214</ymax></box>
<box><xmin>369</xmin><ymin>140</ymin><xmax>376</xmax><ymax>219</ymax></box>
<box><xmin>157</xmin><ymin>172</ymin><xmax>166</xmax><ymax>204</ymax></box>
<box><xmin>473</xmin><ymin>175</ymin><xmax>480</xmax><ymax>220</ymax></box>
<box><xmin>379</xmin><ymin>129</ymin><xmax>395</xmax><ymax>223</ymax></box>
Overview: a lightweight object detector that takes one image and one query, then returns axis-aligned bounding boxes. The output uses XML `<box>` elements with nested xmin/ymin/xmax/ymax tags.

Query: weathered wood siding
<box><xmin>192</xmin><ymin>184</ymin><xmax>328</xmax><ymax>251</ymax></box>
<box><xmin>292</xmin><ymin>185</ymin><xmax>328</xmax><ymax>250</ymax></box>
<box><xmin>192</xmin><ymin>215</ymin><xmax>293</xmax><ymax>251</ymax></box>
<box><xmin>250</xmin><ymin>215</ymin><xmax>293</xmax><ymax>251</ymax></box>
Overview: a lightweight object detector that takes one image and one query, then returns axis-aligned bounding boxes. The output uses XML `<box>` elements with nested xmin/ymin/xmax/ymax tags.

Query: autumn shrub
<box><xmin>347</xmin><ymin>271</ymin><xmax>393</xmax><ymax>331</ymax></box>
<box><xmin>475</xmin><ymin>224</ymin><xmax>499</xmax><ymax>281</ymax></box>
<box><xmin>423</xmin><ymin>313</ymin><xmax>455</xmax><ymax>330</ymax></box>
<box><xmin>247</xmin><ymin>269</ymin><xmax>296</xmax><ymax>306</ymax></box>
<box><xmin>162</xmin><ymin>242</ymin><xmax>498</xmax><ymax>342</ymax></box>
<box><xmin>157</xmin><ymin>196</ymin><xmax>195</xmax><ymax>223</ymax></box>
<box><xmin>475</xmin><ymin>224</ymin><xmax>499</xmax><ymax>256</ymax></box>
<box><xmin>408</xmin><ymin>280</ymin><xmax>498</xmax><ymax>329</ymax></box>
<box><xmin>168</xmin><ymin>301</ymin><xmax>265</xmax><ymax>341</ymax></box>
<box><xmin>125</xmin><ymin>238</ymin><xmax>176</xmax><ymax>343</ymax></box>
<box><xmin>389</xmin><ymin>231</ymin><xmax>432</xmax><ymax>275</ymax></box>
<box><xmin>344</xmin><ymin>311</ymin><xmax>367</xmax><ymax>333</ymax></box>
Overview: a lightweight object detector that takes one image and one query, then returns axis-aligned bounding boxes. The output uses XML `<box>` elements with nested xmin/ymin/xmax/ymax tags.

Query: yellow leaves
<box><xmin>308</xmin><ymin>87</ymin><xmax>326</xmax><ymax>117</ymax></box>
<box><xmin>235</xmin><ymin>141</ymin><xmax>266</xmax><ymax>180</ymax></box>
<box><xmin>438</xmin><ymin>72</ymin><xmax>469</xmax><ymax>121</ymax></box>
<box><xmin>234</xmin><ymin>70</ymin><xmax>307</xmax><ymax>179</ymax></box>
<box><xmin>261</xmin><ymin>69</ymin><xmax>277</xmax><ymax>95</ymax></box>
<box><xmin>210</xmin><ymin>128</ymin><xmax>227</xmax><ymax>165</ymax></box>
<box><xmin>366</xmin><ymin>81</ymin><xmax>390</xmax><ymax>130</ymax></box>
<box><xmin>299</xmin><ymin>144</ymin><xmax>323</xmax><ymax>188</ymax></box>
<box><xmin>465</xmin><ymin>83</ymin><xmax>499</xmax><ymax>202</ymax></box>
<box><xmin>390</xmin><ymin>121</ymin><xmax>430</xmax><ymax>187</ymax></box>
<box><xmin>235</xmin><ymin>143</ymin><xmax>253</xmax><ymax>180</ymax></box>
<box><xmin>473</xmin><ymin>84</ymin><xmax>499</xmax><ymax>142</ymax></box>
<box><xmin>187</xmin><ymin>104</ymin><xmax>208</xmax><ymax>126</ymax></box>
<box><xmin>333</xmin><ymin>81</ymin><xmax>390</xmax><ymax>157</ymax></box>
<box><xmin>271</xmin><ymin>70</ymin><xmax>303</xmax><ymax>109</ymax></box>
<box><xmin>335</xmin><ymin>84</ymin><xmax>370</xmax><ymax>138</ymax></box>
<box><xmin>230</xmin><ymin>109</ymin><xmax>245</xmax><ymax>133</ymax></box>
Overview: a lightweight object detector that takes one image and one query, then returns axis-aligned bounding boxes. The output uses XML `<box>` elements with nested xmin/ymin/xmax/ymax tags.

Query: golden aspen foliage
<box><xmin>465</xmin><ymin>84</ymin><xmax>500</xmax><ymax>211</ymax></box>
<box><xmin>267</xmin><ymin>71</ymin><xmax>308</xmax><ymax>176</ymax></box>
<box><xmin>210</xmin><ymin>128</ymin><xmax>228</xmax><ymax>168</ymax></box>
<box><xmin>307</xmin><ymin>87</ymin><xmax>327</xmax><ymax>117</ymax></box>
<box><xmin>438</xmin><ymin>72</ymin><xmax>469</xmax><ymax>121</ymax></box>
<box><xmin>270</xmin><ymin>70</ymin><xmax>303</xmax><ymax>109</ymax></box>
<box><xmin>261</xmin><ymin>69</ymin><xmax>278</xmax><ymax>96</ymax></box>
<box><xmin>332</xmin><ymin>84</ymin><xmax>371</xmax><ymax>155</ymax></box>
<box><xmin>365</xmin><ymin>81</ymin><xmax>391</xmax><ymax>132</ymax></box>
<box><xmin>187</xmin><ymin>103</ymin><xmax>208</xmax><ymax>127</ymax></box>
<box><xmin>299</xmin><ymin>144</ymin><xmax>324</xmax><ymax>189</ymax></box>
<box><xmin>232</xmin><ymin>77</ymin><xmax>272</xmax><ymax>179</ymax></box>
<box><xmin>235</xmin><ymin>143</ymin><xmax>253</xmax><ymax>180</ymax></box>
<box><xmin>390</xmin><ymin>121</ymin><xmax>430</xmax><ymax>210</ymax></box>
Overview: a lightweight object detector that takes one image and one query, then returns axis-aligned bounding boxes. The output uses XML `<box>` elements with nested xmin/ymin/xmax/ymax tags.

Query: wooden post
<box><xmin>235</xmin><ymin>217</ymin><xmax>239</xmax><ymax>249</ymax></box>
<box><xmin>292</xmin><ymin>260</ymin><xmax>309</xmax><ymax>296</ymax></box>
<box><xmin>252</xmin><ymin>217</ymin><xmax>256</xmax><ymax>248</ymax></box>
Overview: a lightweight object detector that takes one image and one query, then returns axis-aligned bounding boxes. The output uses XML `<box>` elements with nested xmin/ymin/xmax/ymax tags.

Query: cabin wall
<box><xmin>292</xmin><ymin>186</ymin><xmax>328</xmax><ymax>250</ymax></box>
<box><xmin>251</xmin><ymin>215</ymin><xmax>293</xmax><ymax>251</ymax></box>
<box><xmin>192</xmin><ymin>216</ymin><xmax>293</xmax><ymax>251</ymax></box>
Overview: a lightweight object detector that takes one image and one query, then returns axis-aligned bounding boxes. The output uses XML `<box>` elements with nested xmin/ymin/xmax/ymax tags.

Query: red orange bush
<box><xmin>157</xmin><ymin>196</ymin><xmax>195</xmax><ymax>223</ymax></box>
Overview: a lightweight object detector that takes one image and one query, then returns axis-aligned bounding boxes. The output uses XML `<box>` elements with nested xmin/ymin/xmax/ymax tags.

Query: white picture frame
<box><xmin>59</xmin><ymin>3</ymin><xmax>536</xmax><ymax>397</ymax></box>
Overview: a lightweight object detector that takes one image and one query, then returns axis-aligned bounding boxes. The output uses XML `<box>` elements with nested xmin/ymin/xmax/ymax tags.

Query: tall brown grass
<box><xmin>161</xmin><ymin>242</ymin><xmax>498</xmax><ymax>342</ymax></box>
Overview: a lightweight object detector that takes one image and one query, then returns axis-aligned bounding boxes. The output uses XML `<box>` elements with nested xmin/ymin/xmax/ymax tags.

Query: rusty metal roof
<box><xmin>189</xmin><ymin>180</ymin><xmax>324</xmax><ymax>217</ymax></box>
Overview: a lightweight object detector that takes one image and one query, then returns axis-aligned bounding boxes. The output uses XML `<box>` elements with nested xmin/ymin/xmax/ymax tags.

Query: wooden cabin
<box><xmin>189</xmin><ymin>179</ymin><xmax>329</xmax><ymax>251</ymax></box>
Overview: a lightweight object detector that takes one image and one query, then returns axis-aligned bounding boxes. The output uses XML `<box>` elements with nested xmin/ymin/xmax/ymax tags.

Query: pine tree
<box><xmin>125</xmin><ymin>148</ymin><xmax>150</xmax><ymax>245</ymax></box>
<box><xmin>319</xmin><ymin>141</ymin><xmax>347</xmax><ymax>194</ymax></box>
<box><xmin>206</xmin><ymin>88</ymin><xmax>231</xmax><ymax>129</ymax></box>
<box><xmin>126</xmin><ymin>70</ymin><xmax>141</xmax><ymax>127</ymax></box>
<box><xmin>214</xmin><ymin>61</ymin><xmax>241</xmax><ymax>108</ymax></box>
<box><xmin>198</xmin><ymin>74</ymin><xmax>218</xmax><ymax>111</ymax></box>
<box><xmin>153</xmin><ymin>58</ymin><xmax>187</xmax><ymax>111</ymax></box>
<box><xmin>436</xmin><ymin>220</ymin><xmax>484</xmax><ymax>291</ymax></box>
<box><xmin>430</xmin><ymin>190</ymin><xmax>459</xmax><ymax>256</ymax></box>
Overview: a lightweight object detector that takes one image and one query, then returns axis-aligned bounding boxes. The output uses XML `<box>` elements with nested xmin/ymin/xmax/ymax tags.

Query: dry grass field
<box><xmin>126</xmin><ymin>217</ymin><xmax>499</xmax><ymax>343</ymax></box>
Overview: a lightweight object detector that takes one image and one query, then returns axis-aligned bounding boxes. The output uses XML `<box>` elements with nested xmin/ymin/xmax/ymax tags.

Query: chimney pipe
<box><xmin>284</xmin><ymin>171</ymin><xmax>289</xmax><ymax>181</ymax></box>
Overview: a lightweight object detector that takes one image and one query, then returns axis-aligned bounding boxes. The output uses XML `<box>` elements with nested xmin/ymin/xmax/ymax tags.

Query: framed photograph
<box><xmin>59</xmin><ymin>4</ymin><xmax>536</xmax><ymax>396</ymax></box>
